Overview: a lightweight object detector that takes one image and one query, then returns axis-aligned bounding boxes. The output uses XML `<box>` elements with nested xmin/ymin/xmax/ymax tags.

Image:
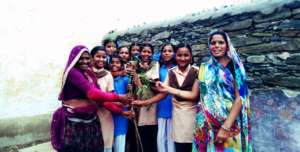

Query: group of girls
<box><xmin>51</xmin><ymin>30</ymin><xmax>252</xmax><ymax>152</ymax></box>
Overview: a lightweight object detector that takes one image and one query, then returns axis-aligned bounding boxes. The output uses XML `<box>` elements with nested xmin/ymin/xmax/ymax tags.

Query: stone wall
<box><xmin>115</xmin><ymin>1</ymin><xmax>300</xmax><ymax>91</ymax></box>
<box><xmin>113</xmin><ymin>1</ymin><xmax>300</xmax><ymax>151</ymax></box>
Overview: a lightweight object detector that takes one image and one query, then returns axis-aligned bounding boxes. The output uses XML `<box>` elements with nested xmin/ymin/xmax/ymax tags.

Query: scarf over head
<box><xmin>193</xmin><ymin>31</ymin><xmax>252</xmax><ymax>152</ymax></box>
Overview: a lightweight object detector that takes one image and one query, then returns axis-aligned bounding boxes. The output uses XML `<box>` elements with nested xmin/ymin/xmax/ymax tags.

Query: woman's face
<box><xmin>93</xmin><ymin>50</ymin><xmax>106</xmax><ymax>69</ymax></box>
<box><xmin>105</xmin><ymin>42</ymin><xmax>116</xmax><ymax>56</ymax></box>
<box><xmin>176</xmin><ymin>47</ymin><xmax>191</xmax><ymax>69</ymax></box>
<box><xmin>161</xmin><ymin>45</ymin><xmax>174</xmax><ymax>62</ymax></box>
<box><xmin>119</xmin><ymin>47</ymin><xmax>130</xmax><ymax>62</ymax></box>
<box><xmin>77</xmin><ymin>51</ymin><xmax>91</xmax><ymax>71</ymax></box>
<box><xmin>140</xmin><ymin>46</ymin><xmax>152</xmax><ymax>62</ymax></box>
<box><xmin>210</xmin><ymin>34</ymin><xmax>228</xmax><ymax>58</ymax></box>
<box><xmin>131</xmin><ymin>45</ymin><xmax>140</xmax><ymax>57</ymax></box>
<box><xmin>110</xmin><ymin>58</ymin><xmax>122</xmax><ymax>72</ymax></box>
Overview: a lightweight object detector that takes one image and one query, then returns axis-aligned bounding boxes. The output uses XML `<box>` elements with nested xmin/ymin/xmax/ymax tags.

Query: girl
<box><xmin>91</xmin><ymin>46</ymin><xmax>116</xmax><ymax>152</ymax></box>
<box><xmin>133</xmin><ymin>43</ymin><xmax>199</xmax><ymax>152</ymax></box>
<box><xmin>156</xmin><ymin>43</ymin><xmax>176</xmax><ymax>152</ymax></box>
<box><xmin>132</xmin><ymin>43</ymin><xmax>160</xmax><ymax>152</ymax></box>
<box><xmin>192</xmin><ymin>31</ymin><xmax>252</xmax><ymax>152</ymax></box>
<box><xmin>51</xmin><ymin>45</ymin><xmax>129</xmax><ymax>152</ymax></box>
<box><xmin>109</xmin><ymin>54</ymin><xmax>132</xmax><ymax>152</ymax></box>
<box><xmin>103</xmin><ymin>38</ymin><xmax>117</xmax><ymax>64</ymax></box>
<box><xmin>129</xmin><ymin>42</ymin><xmax>140</xmax><ymax>61</ymax></box>
<box><xmin>119</xmin><ymin>46</ymin><xmax>130</xmax><ymax>64</ymax></box>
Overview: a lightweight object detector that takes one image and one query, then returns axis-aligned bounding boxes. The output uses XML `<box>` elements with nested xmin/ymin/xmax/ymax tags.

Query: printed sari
<box><xmin>192</xmin><ymin>32</ymin><xmax>252</xmax><ymax>152</ymax></box>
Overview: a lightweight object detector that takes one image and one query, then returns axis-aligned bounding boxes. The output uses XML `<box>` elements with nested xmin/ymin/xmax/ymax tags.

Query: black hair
<box><xmin>118</xmin><ymin>45</ymin><xmax>130</xmax><ymax>55</ymax></box>
<box><xmin>175</xmin><ymin>43</ymin><xmax>194</xmax><ymax>64</ymax></box>
<box><xmin>129</xmin><ymin>42</ymin><xmax>140</xmax><ymax>52</ymax></box>
<box><xmin>102</xmin><ymin>38</ymin><xmax>117</xmax><ymax>48</ymax></box>
<box><xmin>141</xmin><ymin>43</ymin><xmax>154</xmax><ymax>53</ymax></box>
<box><xmin>110</xmin><ymin>53</ymin><xmax>124</xmax><ymax>70</ymax></box>
<box><xmin>208</xmin><ymin>30</ymin><xmax>229</xmax><ymax>48</ymax></box>
<box><xmin>159</xmin><ymin>43</ymin><xmax>176</xmax><ymax>65</ymax></box>
<box><xmin>90</xmin><ymin>46</ymin><xmax>106</xmax><ymax>57</ymax></box>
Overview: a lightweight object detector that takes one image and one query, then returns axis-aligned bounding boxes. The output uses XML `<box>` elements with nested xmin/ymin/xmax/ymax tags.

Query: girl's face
<box><xmin>161</xmin><ymin>45</ymin><xmax>174</xmax><ymax>62</ymax></box>
<box><xmin>119</xmin><ymin>47</ymin><xmax>130</xmax><ymax>62</ymax></box>
<box><xmin>210</xmin><ymin>34</ymin><xmax>227</xmax><ymax>58</ymax></box>
<box><xmin>140</xmin><ymin>46</ymin><xmax>152</xmax><ymax>62</ymax></box>
<box><xmin>131</xmin><ymin>45</ymin><xmax>140</xmax><ymax>57</ymax></box>
<box><xmin>110</xmin><ymin>57</ymin><xmax>122</xmax><ymax>72</ymax></box>
<box><xmin>93</xmin><ymin>50</ymin><xmax>106</xmax><ymax>69</ymax></box>
<box><xmin>176</xmin><ymin>47</ymin><xmax>192</xmax><ymax>69</ymax></box>
<box><xmin>105</xmin><ymin>42</ymin><xmax>116</xmax><ymax>56</ymax></box>
<box><xmin>77</xmin><ymin>51</ymin><xmax>91</xmax><ymax>71</ymax></box>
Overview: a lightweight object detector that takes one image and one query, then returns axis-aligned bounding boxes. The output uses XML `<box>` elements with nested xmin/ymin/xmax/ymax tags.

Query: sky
<box><xmin>0</xmin><ymin>0</ymin><xmax>253</xmax><ymax>64</ymax></box>
<box><xmin>0</xmin><ymin>0</ymin><xmax>255</xmax><ymax>118</ymax></box>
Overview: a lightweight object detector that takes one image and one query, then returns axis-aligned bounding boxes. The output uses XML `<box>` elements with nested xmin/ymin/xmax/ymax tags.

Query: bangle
<box><xmin>221</xmin><ymin>125</ymin><xmax>231</xmax><ymax>132</ymax></box>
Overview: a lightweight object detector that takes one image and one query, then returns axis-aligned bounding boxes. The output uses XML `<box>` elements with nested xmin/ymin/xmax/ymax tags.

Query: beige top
<box><xmin>166</xmin><ymin>65</ymin><xmax>198</xmax><ymax>143</ymax></box>
<box><xmin>94</xmin><ymin>68</ymin><xmax>114</xmax><ymax>92</ymax></box>
<box><xmin>95</xmin><ymin>69</ymin><xmax>115</xmax><ymax>148</ymax></box>
<box><xmin>164</xmin><ymin>65</ymin><xmax>199</xmax><ymax>86</ymax></box>
<box><xmin>138</xmin><ymin>61</ymin><xmax>159</xmax><ymax>126</ymax></box>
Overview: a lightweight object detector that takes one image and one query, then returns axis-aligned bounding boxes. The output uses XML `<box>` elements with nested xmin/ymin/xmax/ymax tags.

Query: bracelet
<box><xmin>221</xmin><ymin>125</ymin><xmax>231</xmax><ymax>132</ymax></box>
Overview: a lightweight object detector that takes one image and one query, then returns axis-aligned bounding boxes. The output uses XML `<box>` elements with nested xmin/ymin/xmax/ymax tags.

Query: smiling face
<box><xmin>140</xmin><ymin>46</ymin><xmax>152</xmax><ymax>62</ymax></box>
<box><xmin>175</xmin><ymin>47</ymin><xmax>192</xmax><ymax>69</ymax></box>
<box><xmin>161</xmin><ymin>45</ymin><xmax>174</xmax><ymax>63</ymax></box>
<box><xmin>119</xmin><ymin>47</ymin><xmax>130</xmax><ymax>62</ymax></box>
<box><xmin>105</xmin><ymin>42</ymin><xmax>116</xmax><ymax>56</ymax></box>
<box><xmin>210</xmin><ymin>34</ymin><xmax>228</xmax><ymax>58</ymax></box>
<box><xmin>110</xmin><ymin>57</ymin><xmax>122</xmax><ymax>72</ymax></box>
<box><xmin>76</xmin><ymin>51</ymin><xmax>91</xmax><ymax>71</ymax></box>
<box><xmin>93</xmin><ymin>50</ymin><xmax>106</xmax><ymax>69</ymax></box>
<box><xmin>130</xmin><ymin>45</ymin><xmax>140</xmax><ymax>57</ymax></box>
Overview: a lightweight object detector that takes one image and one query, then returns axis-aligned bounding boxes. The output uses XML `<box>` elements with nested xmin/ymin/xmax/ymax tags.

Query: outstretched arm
<box><xmin>156</xmin><ymin>80</ymin><xmax>199</xmax><ymax>101</ymax></box>
<box><xmin>133</xmin><ymin>92</ymin><xmax>168</xmax><ymax>106</ymax></box>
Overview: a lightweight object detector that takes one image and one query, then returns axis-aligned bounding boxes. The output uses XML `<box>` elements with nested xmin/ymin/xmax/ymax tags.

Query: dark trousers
<box><xmin>126</xmin><ymin>120</ymin><xmax>140</xmax><ymax>152</ymax></box>
<box><xmin>175</xmin><ymin>142</ymin><xmax>192</xmax><ymax>152</ymax></box>
<box><xmin>138</xmin><ymin>125</ymin><xmax>158</xmax><ymax>152</ymax></box>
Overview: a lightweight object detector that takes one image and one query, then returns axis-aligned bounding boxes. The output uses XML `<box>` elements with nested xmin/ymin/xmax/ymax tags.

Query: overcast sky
<box><xmin>1</xmin><ymin>0</ymin><xmax>258</xmax><ymax>118</ymax></box>
<box><xmin>0</xmin><ymin>0</ymin><xmax>253</xmax><ymax>64</ymax></box>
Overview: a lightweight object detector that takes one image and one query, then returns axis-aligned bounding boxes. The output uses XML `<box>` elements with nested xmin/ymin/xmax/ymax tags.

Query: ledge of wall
<box><xmin>115</xmin><ymin>0</ymin><xmax>300</xmax><ymax>90</ymax></box>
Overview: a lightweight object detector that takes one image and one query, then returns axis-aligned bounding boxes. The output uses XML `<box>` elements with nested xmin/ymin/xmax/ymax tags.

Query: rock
<box><xmin>117</xmin><ymin>41</ymin><xmax>131</xmax><ymax>47</ymax></box>
<box><xmin>255</xmin><ymin>22</ymin><xmax>272</xmax><ymax>29</ymax></box>
<box><xmin>231</xmin><ymin>36</ymin><xmax>263</xmax><ymax>47</ymax></box>
<box><xmin>279</xmin><ymin>30</ymin><xmax>300</xmax><ymax>37</ymax></box>
<box><xmin>278</xmin><ymin>19</ymin><xmax>300</xmax><ymax>30</ymax></box>
<box><xmin>277</xmin><ymin>52</ymin><xmax>291</xmax><ymax>60</ymax></box>
<box><xmin>254</xmin><ymin>8</ymin><xmax>291</xmax><ymax>23</ymax></box>
<box><xmin>240</xmin><ymin>42</ymin><xmax>285</xmax><ymax>54</ymax></box>
<box><xmin>266</xmin><ymin>54</ymin><xmax>282</xmax><ymax>65</ymax></box>
<box><xmin>251</xmin><ymin>32</ymin><xmax>273</xmax><ymax>37</ymax></box>
<box><xmin>194</xmin><ymin>27</ymin><xmax>212</xmax><ymax>34</ymax></box>
<box><xmin>247</xmin><ymin>55</ymin><xmax>266</xmax><ymax>63</ymax></box>
<box><xmin>295</xmin><ymin>14</ymin><xmax>300</xmax><ymax>19</ymax></box>
<box><xmin>191</xmin><ymin>44</ymin><xmax>207</xmax><ymax>51</ymax></box>
<box><xmin>151</xmin><ymin>31</ymin><xmax>171</xmax><ymax>41</ymax></box>
<box><xmin>292</xmin><ymin>8</ymin><xmax>300</xmax><ymax>15</ymax></box>
<box><xmin>240</xmin><ymin>41</ymin><xmax>299</xmax><ymax>54</ymax></box>
<box><xmin>170</xmin><ymin>39</ymin><xmax>180</xmax><ymax>45</ymax></box>
<box><xmin>286</xmin><ymin>53</ymin><xmax>300</xmax><ymax>64</ymax></box>
<box><xmin>262</xmin><ymin>76</ymin><xmax>300</xmax><ymax>88</ymax></box>
<box><xmin>222</xmin><ymin>19</ymin><xmax>252</xmax><ymax>31</ymax></box>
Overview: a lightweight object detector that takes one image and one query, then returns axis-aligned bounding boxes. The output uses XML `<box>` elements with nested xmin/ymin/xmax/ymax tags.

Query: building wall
<box><xmin>114</xmin><ymin>1</ymin><xmax>300</xmax><ymax>151</ymax></box>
